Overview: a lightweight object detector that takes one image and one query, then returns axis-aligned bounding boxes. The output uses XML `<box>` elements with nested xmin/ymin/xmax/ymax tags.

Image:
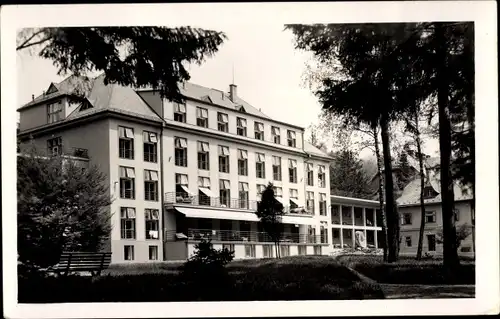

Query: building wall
<box><xmin>108</xmin><ymin>118</ymin><xmax>163</xmax><ymax>263</ymax></box>
<box><xmin>19</xmin><ymin>97</ymin><xmax>74</xmax><ymax>131</ymax></box>
<box><xmin>399</xmin><ymin>201</ymin><xmax>474</xmax><ymax>256</ymax></box>
<box><xmin>162</xmin><ymin>98</ymin><xmax>305</xmax><ymax>150</ymax></box>
<box><xmin>162</xmin><ymin>127</ymin><xmax>331</xmax><ymax>238</ymax></box>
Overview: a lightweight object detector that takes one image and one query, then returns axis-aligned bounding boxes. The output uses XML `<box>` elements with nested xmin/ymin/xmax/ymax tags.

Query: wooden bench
<box><xmin>51</xmin><ymin>252</ymin><xmax>112</xmax><ymax>276</ymax></box>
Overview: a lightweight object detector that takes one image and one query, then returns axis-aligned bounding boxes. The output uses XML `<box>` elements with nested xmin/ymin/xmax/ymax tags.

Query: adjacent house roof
<box><xmin>396</xmin><ymin>170</ymin><xmax>473</xmax><ymax>207</ymax></box>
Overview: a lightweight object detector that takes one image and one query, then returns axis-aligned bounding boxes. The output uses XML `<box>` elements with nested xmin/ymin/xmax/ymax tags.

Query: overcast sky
<box><xmin>16</xmin><ymin>25</ymin><xmax>439</xmax><ymax>158</ymax></box>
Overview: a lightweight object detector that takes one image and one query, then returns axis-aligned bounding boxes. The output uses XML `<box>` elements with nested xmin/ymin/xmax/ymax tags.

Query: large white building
<box><xmin>17</xmin><ymin>74</ymin><xmax>386</xmax><ymax>263</ymax></box>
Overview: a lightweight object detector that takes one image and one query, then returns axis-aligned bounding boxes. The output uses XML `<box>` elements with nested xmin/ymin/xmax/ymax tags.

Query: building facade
<box><xmin>18</xmin><ymin>75</ymin><xmax>339</xmax><ymax>263</ymax></box>
<box><xmin>397</xmin><ymin>172</ymin><xmax>475</xmax><ymax>257</ymax></box>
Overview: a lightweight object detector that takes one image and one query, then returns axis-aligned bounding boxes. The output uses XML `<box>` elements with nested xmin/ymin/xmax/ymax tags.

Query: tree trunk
<box><xmin>373</xmin><ymin>125</ymin><xmax>388</xmax><ymax>261</ymax></box>
<box><xmin>436</xmin><ymin>24</ymin><xmax>460</xmax><ymax>272</ymax></box>
<box><xmin>379</xmin><ymin>113</ymin><xmax>400</xmax><ymax>263</ymax></box>
<box><xmin>415</xmin><ymin>114</ymin><xmax>427</xmax><ymax>260</ymax></box>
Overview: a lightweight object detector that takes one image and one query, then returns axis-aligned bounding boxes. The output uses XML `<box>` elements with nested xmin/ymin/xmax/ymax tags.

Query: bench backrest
<box><xmin>58</xmin><ymin>252</ymin><xmax>112</xmax><ymax>269</ymax></box>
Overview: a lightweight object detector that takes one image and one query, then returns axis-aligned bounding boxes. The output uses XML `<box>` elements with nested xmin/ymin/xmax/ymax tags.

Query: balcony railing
<box><xmin>165</xmin><ymin>192</ymin><xmax>259</xmax><ymax>210</ymax></box>
<box><xmin>165</xmin><ymin>228</ymin><xmax>326</xmax><ymax>244</ymax></box>
<box><xmin>165</xmin><ymin>192</ymin><xmax>313</xmax><ymax>216</ymax></box>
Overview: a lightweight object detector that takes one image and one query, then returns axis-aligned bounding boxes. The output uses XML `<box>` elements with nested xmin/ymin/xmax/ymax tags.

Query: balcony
<box><xmin>165</xmin><ymin>228</ymin><xmax>326</xmax><ymax>244</ymax></box>
<box><xmin>164</xmin><ymin>192</ymin><xmax>313</xmax><ymax>216</ymax></box>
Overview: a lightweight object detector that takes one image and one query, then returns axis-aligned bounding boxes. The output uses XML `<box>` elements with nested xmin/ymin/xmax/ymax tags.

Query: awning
<box><xmin>282</xmin><ymin>215</ymin><xmax>316</xmax><ymax>225</ymax></box>
<box><xmin>275</xmin><ymin>196</ymin><xmax>284</xmax><ymax>204</ymax></box>
<box><xmin>199</xmin><ymin>187</ymin><xmax>215</xmax><ymax>197</ymax></box>
<box><xmin>175</xmin><ymin>207</ymin><xmax>259</xmax><ymax>222</ymax></box>
<box><xmin>290</xmin><ymin>197</ymin><xmax>302</xmax><ymax>206</ymax></box>
<box><xmin>180</xmin><ymin>185</ymin><xmax>195</xmax><ymax>196</ymax></box>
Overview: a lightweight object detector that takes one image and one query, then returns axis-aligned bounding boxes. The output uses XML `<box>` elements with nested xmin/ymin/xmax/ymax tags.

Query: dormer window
<box><xmin>423</xmin><ymin>186</ymin><xmax>437</xmax><ymax>199</ymax></box>
<box><xmin>79</xmin><ymin>100</ymin><xmax>93</xmax><ymax>111</ymax></box>
<box><xmin>47</xmin><ymin>100</ymin><xmax>63</xmax><ymax>123</ymax></box>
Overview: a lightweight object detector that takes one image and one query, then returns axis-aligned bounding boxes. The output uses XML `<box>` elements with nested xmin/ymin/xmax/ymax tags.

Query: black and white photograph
<box><xmin>1</xmin><ymin>1</ymin><xmax>498</xmax><ymax>317</ymax></box>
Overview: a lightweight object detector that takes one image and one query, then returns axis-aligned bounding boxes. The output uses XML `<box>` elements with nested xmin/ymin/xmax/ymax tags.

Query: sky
<box><xmin>16</xmin><ymin>25</ymin><xmax>439</xmax><ymax>159</ymax></box>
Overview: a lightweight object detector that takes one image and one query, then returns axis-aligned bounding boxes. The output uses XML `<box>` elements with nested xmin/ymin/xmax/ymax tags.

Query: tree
<box><xmin>255</xmin><ymin>183</ymin><xmax>285</xmax><ymax>258</ymax></box>
<box><xmin>329</xmin><ymin>149</ymin><xmax>371</xmax><ymax>199</ymax></box>
<box><xmin>17</xmin><ymin>144</ymin><xmax>112</xmax><ymax>272</ymax></box>
<box><xmin>286</xmin><ymin>23</ymin><xmax>424</xmax><ymax>262</ymax></box>
<box><xmin>416</xmin><ymin>22</ymin><xmax>474</xmax><ymax>271</ymax></box>
<box><xmin>17</xmin><ymin>27</ymin><xmax>226</xmax><ymax>103</ymax></box>
<box><xmin>436</xmin><ymin>223</ymin><xmax>472</xmax><ymax>252</ymax></box>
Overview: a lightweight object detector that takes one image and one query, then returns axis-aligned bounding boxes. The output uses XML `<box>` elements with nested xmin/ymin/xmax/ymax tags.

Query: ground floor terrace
<box><xmin>162</xmin><ymin>204</ymin><xmax>329</xmax><ymax>260</ymax></box>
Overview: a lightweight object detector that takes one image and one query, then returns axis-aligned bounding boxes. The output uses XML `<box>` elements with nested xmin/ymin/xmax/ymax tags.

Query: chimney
<box><xmin>229</xmin><ymin>84</ymin><xmax>237</xmax><ymax>102</ymax></box>
<box><xmin>31</xmin><ymin>94</ymin><xmax>34</xmax><ymax>101</ymax></box>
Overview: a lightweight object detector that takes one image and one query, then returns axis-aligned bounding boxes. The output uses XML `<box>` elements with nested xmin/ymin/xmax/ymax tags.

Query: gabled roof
<box><xmin>396</xmin><ymin>169</ymin><xmax>473</xmax><ymax>206</ymax></box>
<box><xmin>304</xmin><ymin>141</ymin><xmax>332</xmax><ymax>159</ymax></box>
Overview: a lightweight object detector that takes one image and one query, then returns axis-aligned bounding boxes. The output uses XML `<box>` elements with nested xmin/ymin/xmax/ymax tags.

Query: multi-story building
<box><xmin>17</xmin><ymin>74</ymin><xmax>337</xmax><ymax>263</ymax></box>
<box><xmin>396</xmin><ymin>168</ymin><xmax>475</xmax><ymax>257</ymax></box>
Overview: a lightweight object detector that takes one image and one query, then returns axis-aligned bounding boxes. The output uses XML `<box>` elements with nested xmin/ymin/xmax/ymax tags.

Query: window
<box><xmin>287</xmin><ymin>130</ymin><xmax>296</xmax><ymax>147</ymax></box>
<box><xmin>427</xmin><ymin>234</ymin><xmax>436</xmax><ymax>251</ymax></box>
<box><xmin>197</xmin><ymin>141</ymin><xmax>210</xmax><ymax>170</ymax></box>
<box><xmin>273</xmin><ymin>186</ymin><xmax>283</xmax><ymax>201</ymax></box>
<box><xmin>174</xmin><ymin>103</ymin><xmax>186</xmax><ymax>123</ymax></box>
<box><xmin>271</xmin><ymin>126</ymin><xmax>281</xmax><ymax>144</ymax></box>
<box><xmin>119</xmin><ymin>126</ymin><xmax>134</xmax><ymax>159</ymax></box>
<box><xmin>252</xmin><ymin>153</ymin><xmax>266</xmax><ymax>179</ymax></box>
<box><xmin>244</xmin><ymin>245</ymin><xmax>256</xmax><ymax>257</ymax></box>
<box><xmin>149</xmin><ymin>246</ymin><xmax>158</xmax><ymax>260</ymax></box>
<box><xmin>237</xmin><ymin>149</ymin><xmax>248</xmax><ymax>176</ymax></box>
<box><xmin>198</xmin><ymin>177</ymin><xmax>212</xmax><ymax>206</ymax></box>
<box><xmin>272</xmin><ymin>156</ymin><xmax>282</xmax><ymax>181</ymax></box>
<box><xmin>145</xmin><ymin>209</ymin><xmax>160</xmax><ymax>239</ymax></box>
<box><xmin>47</xmin><ymin>100</ymin><xmax>63</xmax><ymax>123</ymax></box>
<box><xmin>318</xmin><ymin>165</ymin><xmax>326</xmax><ymax>188</ymax></box>
<box><xmin>298</xmin><ymin>245</ymin><xmax>307</xmax><ymax>256</ymax></box>
<box><xmin>405</xmin><ymin>236</ymin><xmax>412</xmax><ymax>247</ymax></box>
<box><xmin>144</xmin><ymin>170</ymin><xmax>159</xmax><ymax>201</ymax></box>
<box><xmin>306</xmin><ymin>192</ymin><xmax>315</xmax><ymax>214</ymax></box>
<box><xmin>239</xmin><ymin>182</ymin><xmax>249</xmax><ymax>209</ymax></box>
<box><xmin>423</xmin><ymin>186</ymin><xmax>436</xmax><ymax>199</ymax></box>
<box><xmin>120</xmin><ymin>207</ymin><xmax>136</xmax><ymax>239</ymax></box>
<box><xmin>254</xmin><ymin>122</ymin><xmax>264</xmax><ymax>140</ymax></box>
<box><xmin>263</xmin><ymin>245</ymin><xmax>273</xmax><ymax>258</ymax></box>
<box><xmin>222</xmin><ymin>243</ymin><xmax>235</xmax><ymax>252</ymax></box>
<box><xmin>280</xmin><ymin>245</ymin><xmax>290</xmax><ymax>257</ymax></box>
<box><xmin>124</xmin><ymin>245</ymin><xmax>134</xmax><ymax>261</ymax></box>
<box><xmin>256</xmin><ymin>184</ymin><xmax>266</xmax><ymax>201</ymax></box>
<box><xmin>319</xmin><ymin>193</ymin><xmax>327</xmax><ymax>216</ymax></box>
<box><xmin>218</xmin><ymin>145</ymin><xmax>230</xmax><ymax>173</ymax></box>
<box><xmin>314</xmin><ymin>246</ymin><xmax>321</xmax><ymax>255</ymax></box>
<box><xmin>289</xmin><ymin>188</ymin><xmax>299</xmax><ymax>209</ymax></box>
<box><xmin>306</xmin><ymin>163</ymin><xmax>314</xmax><ymax>186</ymax></box>
<box><xmin>47</xmin><ymin>137</ymin><xmax>62</xmax><ymax>156</ymax></box>
<box><xmin>219</xmin><ymin>179</ymin><xmax>230</xmax><ymax>207</ymax></box>
<box><xmin>196</xmin><ymin>107</ymin><xmax>208</xmax><ymax>127</ymax></box>
<box><xmin>288</xmin><ymin>159</ymin><xmax>297</xmax><ymax>183</ymax></box>
<box><xmin>237</xmin><ymin>117</ymin><xmax>247</xmax><ymax>136</ymax></box>
<box><xmin>174</xmin><ymin>137</ymin><xmax>188</xmax><ymax>167</ymax></box>
<box><xmin>217</xmin><ymin>112</ymin><xmax>229</xmax><ymax>132</ymax></box>
<box><xmin>119</xmin><ymin>166</ymin><xmax>135</xmax><ymax>199</ymax></box>
<box><xmin>320</xmin><ymin>225</ymin><xmax>328</xmax><ymax>244</ymax></box>
<box><xmin>425</xmin><ymin>211</ymin><xmax>436</xmax><ymax>223</ymax></box>
<box><xmin>454</xmin><ymin>208</ymin><xmax>460</xmax><ymax>221</ymax></box>
<box><xmin>402</xmin><ymin>213</ymin><xmax>412</xmax><ymax>225</ymax></box>
<box><xmin>143</xmin><ymin>131</ymin><xmax>158</xmax><ymax>162</ymax></box>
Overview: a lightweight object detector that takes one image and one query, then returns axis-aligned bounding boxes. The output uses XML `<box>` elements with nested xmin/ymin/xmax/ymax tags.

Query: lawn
<box><xmin>335</xmin><ymin>254</ymin><xmax>475</xmax><ymax>285</ymax></box>
<box><xmin>18</xmin><ymin>256</ymin><xmax>385</xmax><ymax>303</ymax></box>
